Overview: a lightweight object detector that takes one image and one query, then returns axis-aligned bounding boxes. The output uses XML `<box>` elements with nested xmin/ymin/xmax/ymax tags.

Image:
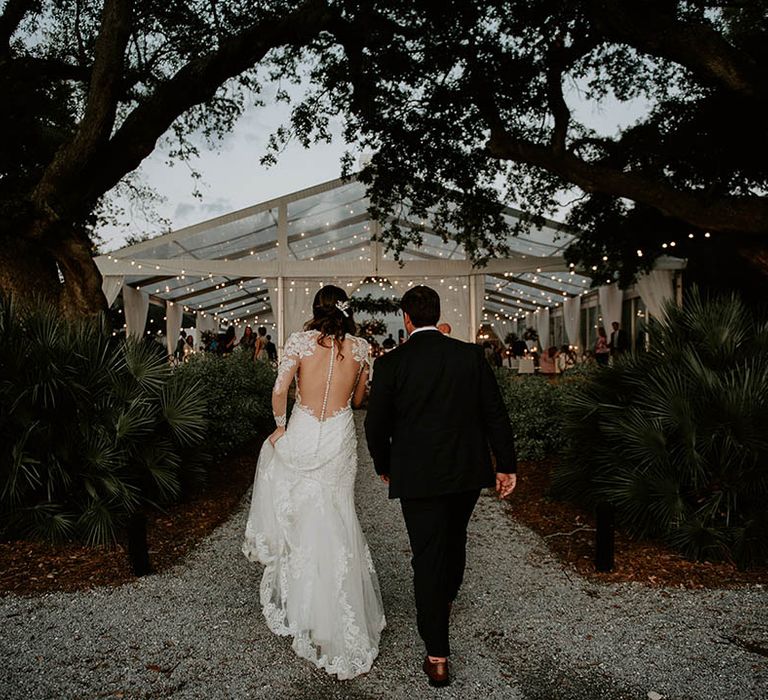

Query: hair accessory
<box><xmin>336</xmin><ymin>300</ymin><xmax>350</xmax><ymax>317</ymax></box>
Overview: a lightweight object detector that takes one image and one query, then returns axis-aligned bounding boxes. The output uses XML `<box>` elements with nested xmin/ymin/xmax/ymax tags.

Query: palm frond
<box><xmin>160</xmin><ymin>378</ymin><xmax>207</xmax><ymax>446</ymax></box>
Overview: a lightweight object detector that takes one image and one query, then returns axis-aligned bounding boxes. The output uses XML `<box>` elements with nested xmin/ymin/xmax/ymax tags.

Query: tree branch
<box><xmin>30</xmin><ymin>0</ymin><xmax>133</xmax><ymax>236</ymax></box>
<box><xmin>545</xmin><ymin>54</ymin><xmax>569</xmax><ymax>155</ymax></box>
<box><xmin>486</xmin><ymin>123</ymin><xmax>768</xmax><ymax>235</ymax></box>
<box><xmin>590</xmin><ymin>0</ymin><xmax>765</xmax><ymax>98</ymax></box>
<box><xmin>82</xmin><ymin>0</ymin><xmax>333</xmax><ymax>206</ymax></box>
<box><xmin>0</xmin><ymin>0</ymin><xmax>36</xmax><ymax>54</ymax></box>
<box><xmin>11</xmin><ymin>55</ymin><xmax>90</xmax><ymax>82</ymax></box>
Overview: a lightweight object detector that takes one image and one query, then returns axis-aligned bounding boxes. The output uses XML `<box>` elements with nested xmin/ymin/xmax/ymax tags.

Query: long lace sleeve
<box><xmin>272</xmin><ymin>333</ymin><xmax>302</xmax><ymax>427</ymax></box>
<box><xmin>352</xmin><ymin>337</ymin><xmax>371</xmax><ymax>373</ymax></box>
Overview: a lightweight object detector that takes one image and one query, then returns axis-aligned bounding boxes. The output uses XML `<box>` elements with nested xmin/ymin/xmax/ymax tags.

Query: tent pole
<box><xmin>469</xmin><ymin>274</ymin><xmax>477</xmax><ymax>343</ymax></box>
<box><xmin>277</xmin><ymin>276</ymin><xmax>285</xmax><ymax>349</ymax></box>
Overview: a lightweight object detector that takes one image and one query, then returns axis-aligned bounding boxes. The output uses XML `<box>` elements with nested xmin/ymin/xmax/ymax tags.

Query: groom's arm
<box><xmin>364</xmin><ymin>358</ymin><xmax>395</xmax><ymax>477</ymax></box>
<box><xmin>478</xmin><ymin>348</ymin><xmax>517</xmax><ymax>474</ymax></box>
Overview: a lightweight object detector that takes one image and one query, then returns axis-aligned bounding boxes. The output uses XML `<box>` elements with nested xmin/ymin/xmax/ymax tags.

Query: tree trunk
<box><xmin>0</xmin><ymin>226</ymin><xmax>107</xmax><ymax>317</ymax></box>
<box><xmin>52</xmin><ymin>229</ymin><xmax>108</xmax><ymax>317</ymax></box>
<box><xmin>0</xmin><ymin>234</ymin><xmax>62</xmax><ymax>307</ymax></box>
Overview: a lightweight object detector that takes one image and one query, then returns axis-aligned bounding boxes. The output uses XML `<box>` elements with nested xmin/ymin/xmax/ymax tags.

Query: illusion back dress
<box><xmin>242</xmin><ymin>330</ymin><xmax>386</xmax><ymax>679</ymax></box>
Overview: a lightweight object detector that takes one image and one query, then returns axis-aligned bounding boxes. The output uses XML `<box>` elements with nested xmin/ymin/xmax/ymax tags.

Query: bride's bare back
<box><xmin>272</xmin><ymin>330</ymin><xmax>370</xmax><ymax>425</ymax></box>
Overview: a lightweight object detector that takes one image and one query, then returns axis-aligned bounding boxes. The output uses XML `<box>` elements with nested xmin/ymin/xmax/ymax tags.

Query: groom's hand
<box><xmin>496</xmin><ymin>473</ymin><xmax>517</xmax><ymax>499</ymax></box>
<box><xmin>380</xmin><ymin>474</ymin><xmax>390</xmax><ymax>484</ymax></box>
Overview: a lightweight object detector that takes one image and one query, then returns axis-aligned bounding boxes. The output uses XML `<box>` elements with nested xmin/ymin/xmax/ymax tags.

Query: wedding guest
<box><xmin>254</xmin><ymin>326</ymin><xmax>269</xmax><ymax>362</ymax></box>
<box><xmin>240</xmin><ymin>326</ymin><xmax>256</xmax><ymax>353</ymax></box>
<box><xmin>609</xmin><ymin>321</ymin><xmax>628</xmax><ymax>355</ymax></box>
<box><xmin>595</xmin><ymin>326</ymin><xmax>610</xmax><ymax>366</ymax></box>
<box><xmin>221</xmin><ymin>325</ymin><xmax>237</xmax><ymax>354</ymax></box>
<box><xmin>265</xmin><ymin>334</ymin><xmax>277</xmax><ymax>363</ymax></box>
<box><xmin>183</xmin><ymin>334</ymin><xmax>194</xmax><ymax>358</ymax></box>
<box><xmin>555</xmin><ymin>344</ymin><xmax>575</xmax><ymax>373</ymax></box>
<box><xmin>523</xmin><ymin>328</ymin><xmax>538</xmax><ymax>353</ymax></box>
<box><xmin>174</xmin><ymin>330</ymin><xmax>187</xmax><ymax>361</ymax></box>
<box><xmin>539</xmin><ymin>346</ymin><xmax>558</xmax><ymax>374</ymax></box>
<box><xmin>483</xmin><ymin>341</ymin><xmax>495</xmax><ymax>366</ymax></box>
<box><xmin>382</xmin><ymin>333</ymin><xmax>396</xmax><ymax>351</ymax></box>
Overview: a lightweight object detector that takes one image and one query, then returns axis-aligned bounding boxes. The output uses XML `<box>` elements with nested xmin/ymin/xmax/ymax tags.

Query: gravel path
<box><xmin>1</xmin><ymin>412</ymin><xmax>766</xmax><ymax>699</ymax></box>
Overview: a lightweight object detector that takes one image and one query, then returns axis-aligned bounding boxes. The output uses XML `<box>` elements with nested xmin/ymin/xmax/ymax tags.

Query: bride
<box><xmin>242</xmin><ymin>285</ymin><xmax>386</xmax><ymax>679</ymax></box>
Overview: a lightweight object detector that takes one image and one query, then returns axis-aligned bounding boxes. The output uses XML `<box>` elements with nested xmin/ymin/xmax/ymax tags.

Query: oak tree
<box><xmin>0</xmin><ymin>0</ymin><xmax>333</xmax><ymax>315</ymax></box>
<box><xmin>299</xmin><ymin>0</ymin><xmax>768</xmax><ymax>293</ymax></box>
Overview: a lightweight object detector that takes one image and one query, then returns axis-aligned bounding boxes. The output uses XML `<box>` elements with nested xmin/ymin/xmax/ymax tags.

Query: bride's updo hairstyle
<box><xmin>305</xmin><ymin>284</ymin><xmax>356</xmax><ymax>356</ymax></box>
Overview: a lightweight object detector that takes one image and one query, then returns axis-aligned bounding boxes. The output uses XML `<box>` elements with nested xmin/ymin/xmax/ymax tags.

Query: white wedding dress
<box><xmin>242</xmin><ymin>330</ymin><xmax>386</xmax><ymax>679</ymax></box>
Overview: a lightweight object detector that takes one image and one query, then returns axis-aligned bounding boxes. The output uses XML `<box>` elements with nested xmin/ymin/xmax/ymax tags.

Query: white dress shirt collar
<box><xmin>409</xmin><ymin>326</ymin><xmax>440</xmax><ymax>336</ymax></box>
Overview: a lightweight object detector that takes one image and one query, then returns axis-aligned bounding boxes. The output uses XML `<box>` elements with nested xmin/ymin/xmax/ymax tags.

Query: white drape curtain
<box><xmin>123</xmin><ymin>285</ymin><xmax>149</xmax><ymax>339</ymax></box>
<box><xmin>472</xmin><ymin>275</ymin><xmax>485</xmax><ymax>341</ymax></box>
<box><xmin>165</xmin><ymin>301</ymin><xmax>184</xmax><ymax>356</ymax></box>
<box><xmin>524</xmin><ymin>311</ymin><xmax>534</xmax><ymax>330</ymax></box>
<box><xmin>535</xmin><ymin>307</ymin><xmax>551</xmax><ymax>351</ymax></box>
<box><xmin>636</xmin><ymin>270</ymin><xmax>674</xmax><ymax>321</ymax></box>
<box><xmin>598</xmin><ymin>283</ymin><xmax>623</xmax><ymax>330</ymax></box>
<box><xmin>524</xmin><ymin>311</ymin><xmax>536</xmax><ymax>350</ymax></box>
<box><xmin>285</xmin><ymin>280</ymin><xmax>313</xmax><ymax>337</ymax></box>
<box><xmin>433</xmin><ymin>277</ymin><xmax>471</xmax><ymax>342</ymax></box>
<box><xmin>101</xmin><ymin>275</ymin><xmax>124</xmax><ymax>307</ymax></box>
<box><xmin>563</xmin><ymin>295</ymin><xmax>581</xmax><ymax>348</ymax></box>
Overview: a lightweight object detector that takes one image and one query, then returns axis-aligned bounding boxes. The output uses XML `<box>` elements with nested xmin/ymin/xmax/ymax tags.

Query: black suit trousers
<box><xmin>400</xmin><ymin>489</ymin><xmax>481</xmax><ymax>657</ymax></box>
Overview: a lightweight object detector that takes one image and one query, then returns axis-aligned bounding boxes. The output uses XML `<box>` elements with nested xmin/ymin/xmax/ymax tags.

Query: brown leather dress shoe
<box><xmin>423</xmin><ymin>656</ymin><xmax>451</xmax><ymax>687</ymax></box>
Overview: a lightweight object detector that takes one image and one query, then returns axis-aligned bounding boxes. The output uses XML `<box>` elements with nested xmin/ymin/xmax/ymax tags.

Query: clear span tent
<box><xmin>95</xmin><ymin>175</ymin><xmax>684</xmax><ymax>354</ymax></box>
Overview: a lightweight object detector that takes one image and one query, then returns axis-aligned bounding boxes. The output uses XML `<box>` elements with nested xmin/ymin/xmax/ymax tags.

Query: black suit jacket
<box><xmin>364</xmin><ymin>329</ymin><xmax>516</xmax><ymax>500</ymax></box>
<box><xmin>610</xmin><ymin>329</ymin><xmax>628</xmax><ymax>354</ymax></box>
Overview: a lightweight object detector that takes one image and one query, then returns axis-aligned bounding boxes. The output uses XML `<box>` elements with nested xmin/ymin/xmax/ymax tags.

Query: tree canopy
<box><xmin>2</xmin><ymin>0</ymin><xmax>766</xmax><ymax>316</ymax></box>
<box><xmin>0</xmin><ymin>0</ymin><xmax>333</xmax><ymax>314</ymax></box>
<box><xmin>288</xmin><ymin>0</ymin><xmax>768</xmax><ymax>291</ymax></box>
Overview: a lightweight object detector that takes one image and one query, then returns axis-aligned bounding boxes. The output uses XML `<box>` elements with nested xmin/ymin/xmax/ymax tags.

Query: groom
<box><xmin>365</xmin><ymin>285</ymin><xmax>517</xmax><ymax>687</ymax></box>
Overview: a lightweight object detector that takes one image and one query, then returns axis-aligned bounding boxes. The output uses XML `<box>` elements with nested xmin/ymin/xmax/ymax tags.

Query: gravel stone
<box><xmin>1</xmin><ymin>412</ymin><xmax>766</xmax><ymax>699</ymax></box>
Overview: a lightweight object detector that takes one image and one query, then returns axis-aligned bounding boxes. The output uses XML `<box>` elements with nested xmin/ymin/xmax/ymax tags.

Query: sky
<box><xmin>98</xmin><ymin>80</ymin><xmax>648</xmax><ymax>253</ymax></box>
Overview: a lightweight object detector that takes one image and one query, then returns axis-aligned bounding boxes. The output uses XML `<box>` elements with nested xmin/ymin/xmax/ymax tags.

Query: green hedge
<box><xmin>494</xmin><ymin>369</ymin><xmax>586</xmax><ymax>461</ymax></box>
<box><xmin>553</xmin><ymin>289</ymin><xmax>768</xmax><ymax>568</ymax></box>
<box><xmin>173</xmin><ymin>350</ymin><xmax>276</xmax><ymax>454</ymax></box>
<box><xmin>0</xmin><ymin>297</ymin><xmax>207</xmax><ymax>546</ymax></box>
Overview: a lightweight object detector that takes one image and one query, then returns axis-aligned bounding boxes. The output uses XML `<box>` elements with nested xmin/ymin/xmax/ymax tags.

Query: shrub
<box><xmin>494</xmin><ymin>370</ymin><xmax>586</xmax><ymax>461</ymax></box>
<box><xmin>173</xmin><ymin>349</ymin><xmax>275</xmax><ymax>454</ymax></box>
<box><xmin>0</xmin><ymin>296</ymin><xmax>208</xmax><ymax>547</ymax></box>
<box><xmin>553</xmin><ymin>289</ymin><xmax>768</xmax><ymax>568</ymax></box>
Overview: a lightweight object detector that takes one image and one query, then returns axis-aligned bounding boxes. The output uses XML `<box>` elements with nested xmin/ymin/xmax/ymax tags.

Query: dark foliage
<box><xmin>0</xmin><ymin>296</ymin><xmax>208</xmax><ymax>546</ymax></box>
<box><xmin>494</xmin><ymin>369</ymin><xmax>587</xmax><ymax>461</ymax></box>
<box><xmin>554</xmin><ymin>289</ymin><xmax>768</xmax><ymax>568</ymax></box>
<box><xmin>278</xmin><ymin>1</ymin><xmax>768</xmax><ymax>286</ymax></box>
<box><xmin>173</xmin><ymin>350</ymin><xmax>276</xmax><ymax>455</ymax></box>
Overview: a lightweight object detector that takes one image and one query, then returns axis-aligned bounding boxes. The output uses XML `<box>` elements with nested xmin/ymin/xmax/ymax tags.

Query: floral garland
<box><xmin>348</xmin><ymin>294</ymin><xmax>401</xmax><ymax>316</ymax></box>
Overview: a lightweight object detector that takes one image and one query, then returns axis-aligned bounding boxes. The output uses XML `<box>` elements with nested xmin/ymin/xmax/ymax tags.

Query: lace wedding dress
<box><xmin>242</xmin><ymin>330</ymin><xmax>386</xmax><ymax>679</ymax></box>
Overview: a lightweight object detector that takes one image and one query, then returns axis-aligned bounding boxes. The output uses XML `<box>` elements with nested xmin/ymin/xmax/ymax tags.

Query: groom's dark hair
<box><xmin>401</xmin><ymin>285</ymin><xmax>440</xmax><ymax>327</ymax></box>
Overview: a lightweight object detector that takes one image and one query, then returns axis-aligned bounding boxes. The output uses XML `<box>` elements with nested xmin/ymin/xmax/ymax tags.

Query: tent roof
<box><xmin>96</xmin><ymin>175</ymin><xmax>598</xmax><ymax>327</ymax></box>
